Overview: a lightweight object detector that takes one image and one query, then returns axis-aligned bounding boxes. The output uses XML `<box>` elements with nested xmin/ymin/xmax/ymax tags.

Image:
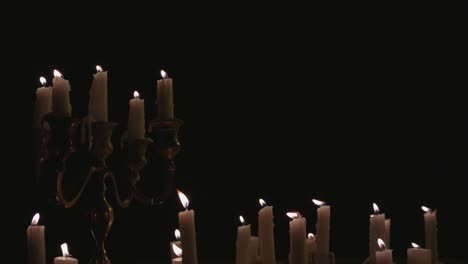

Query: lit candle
<box><xmin>422</xmin><ymin>206</ymin><xmax>438</xmax><ymax>263</ymax></box>
<box><xmin>313</xmin><ymin>198</ymin><xmax>330</xmax><ymax>264</ymax></box>
<box><xmin>54</xmin><ymin>243</ymin><xmax>78</xmax><ymax>264</ymax></box>
<box><xmin>407</xmin><ymin>242</ymin><xmax>431</xmax><ymax>264</ymax></box>
<box><xmin>376</xmin><ymin>239</ymin><xmax>392</xmax><ymax>264</ymax></box>
<box><xmin>157</xmin><ymin>69</ymin><xmax>174</xmax><ymax>120</ymax></box>
<box><xmin>236</xmin><ymin>215</ymin><xmax>251</xmax><ymax>264</ymax></box>
<box><xmin>384</xmin><ymin>219</ymin><xmax>391</xmax><ymax>248</ymax></box>
<box><xmin>258</xmin><ymin>198</ymin><xmax>276</xmax><ymax>264</ymax></box>
<box><xmin>52</xmin><ymin>69</ymin><xmax>72</xmax><ymax>117</ymax></box>
<box><xmin>287</xmin><ymin>212</ymin><xmax>306</xmax><ymax>264</ymax></box>
<box><xmin>88</xmin><ymin>65</ymin><xmax>108</xmax><ymax>121</ymax></box>
<box><xmin>27</xmin><ymin>213</ymin><xmax>45</xmax><ymax>264</ymax></box>
<box><xmin>369</xmin><ymin>203</ymin><xmax>385</xmax><ymax>263</ymax></box>
<box><xmin>177</xmin><ymin>189</ymin><xmax>198</xmax><ymax>264</ymax></box>
<box><xmin>128</xmin><ymin>91</ymin><xmax>145</xmax><ymax>140</ymax></box>
<box><xmin>170</xmin><ymin>229</ymin><xmax>182</xmax><ymax>260</ymax></box>
<box><xmin>172</xmin><ymin>243</ymin><xmax>183</xmax><ymax>264</ymax></box>
<box><xmin>34</xmin><ymin>77</ymin><xmax>52</xmax><ymax>128</ymax></box>
<box><xmin>306</xmin><ymin>233</ymin><xmax>317</xmax><ymax>264</ymax></box>
<box><xmin>248</xmin><ymin>236</ymin><xmax>259</xmax><ymax>264</ymax></box>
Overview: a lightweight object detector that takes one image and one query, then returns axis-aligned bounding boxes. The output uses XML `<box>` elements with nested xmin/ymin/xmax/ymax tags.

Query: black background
<box><xmin>5</xmin><ymin>5</ymin><xmax>467</xmax><ymax>263</ymax></box>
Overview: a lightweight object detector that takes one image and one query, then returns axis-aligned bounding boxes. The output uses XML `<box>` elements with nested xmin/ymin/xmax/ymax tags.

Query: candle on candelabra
<box><xmin>52</xmin><ymin>69</ymin><xmax>72</xmax><ymax>117</ymax></box>
<box><xmin>306</xmin><ymin>233</ymin><xmax>317</xmax><ymax>263</ymax></box>
<box><xmin>376</xmin><ymin>239</ymin><xmax>392</xmax><ymax>264</ymax></box>
<box><xmin>287</xmin><ymin>212</ymin><xmax>306</xmax><ymax>264</ymax></box>
<box><xmin>370</xmin><ymin>203</ymin><xmax>385</xmax><ymax>263</ymax></box>
<box><xmin>54</xmin><ymin>243</ymin><xmax>78</xmax><ymax>264</ymax></box>
<box><xmin>422</xmin><ymin>206</ymin><xmax>438</xmax><ymax>263</ymax></box>
<box><xmin>172</xmin><ymin>243</ymin><xmax>183</xmax><ymax>264</ymax></box>
<box><xmin>258</xmin><ymin>198</ymin><xmax>276</xmax><ymax>264</ymax></box>
<box><xmin>407</xmin><ymin>242</ymin><xmax>431</xmax><ymax>264</ymax></box>
<box><xmin>177</xmin><ymin>189</ymin><xmax>198</xmax><ymax>264</ymax></box>
<box><xmin>248</xmin><ymin>236</ymin><xmax>259</xmax><ymax>264</ymax></box>
<box><xmin>236</xmin><ymin>215</ymin><xmax>251</xmax><ymax>264</ymax></box>
<box><xmin>27</xmin><ymin>213</ymin><xmax>45</xmax><ymax>264</ymax></box>
<box><xmin>88</xmin><ymin>65</ymin><xmax>108</xmax><ymax>121</ymax></box>
<box><xmin>128</xmin><ymin>91</ymin><xmax>145</xmax><ymax>140</ymax></box>
<box><xmin>313</xmin><ymin>198</ymin><xmax>330</xmax><ymax>264</ymax></box>
<box><xmin>157</xmin><ymin>69</ymin><xmax>174</xmax><ymax>120</ymax></box>
<box><xmin>170</xmin><ymin>229</ymin><xmax>182</xmax><ymax>259</ymax></box>
<box><xmin>35</xmin><ymin>77</ymin><xmax>52</xmax><ymax>128</ymax></box>
<box><xmin>384</xmin><ymin>219</ymin><xmax>391</xmax><ymax>248</ymax></box>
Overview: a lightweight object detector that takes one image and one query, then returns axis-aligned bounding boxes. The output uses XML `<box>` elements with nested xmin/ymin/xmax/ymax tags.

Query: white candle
<box><xmin>172</xmin><ymin>243</ymin><xmax>183</xmax><ymax>264</ymax></box>
<box><xmin>422</xmin><ymin>206</ymin><xmax>438</xmax><ymax>263</ymax></box>
<box><xmin>54</xmin><ymin>243</ymin><xmax>78</xmax><ymax>264</ymax></box>
<box><xmin>88</xmin><ymin>65</ymin><xmax>108</xmax><ymax>121</ymax></box>
<box><xmin>27</xmin><ymin>213</ymin><xmax>45</xmax><ymax>264</ymax></box>
<box><xmin>170</xmin><ymin>229</ymin><xmax>182</xmax><ymax>260</ymax></box>
<box><xmin>306</xmin><ymin>233</ymin><xmax>317</xmax><ymax>264</ymax></box>
<box><xmin>384</xmin><ymin>219</ymin><xmax>391</xmax><ymax>248</ymax></box>
<box><xmin>375</xmin><ymin>239</ymin><xmax>392</xmax><ymax>264</ymax></box>
<box><xmin>258</xmin><ymin>199</ymin><xmax>276</xmax><ymax>264</ymax></box>
<box><xmin>52</xmin><ymin>69</ymin><xmax>72</xmax><ymax>117</ymax></box>
<box><xmin>177</xmin><ymin>190</ymin><xmax>197</xmax><ymax>264</ymax></box>
<box><xmin>287</xmin><ymin>212</ymin><xmax>306</xmax><ymax>264</ymax></box>
<box><xmin>157</xmin><ymin>69</ymin><xmax>174</xmax><ymax>120</ymax></box>
<box><xmin>34</xmin><ymin>77</ymin><xmax>52</xmax><ymax>128</ymax></box>
<box><xmin>407</xmin><ymin>243</ymin><xmax>431</xmax><ymax>264</ymax></box>
<box><xmin>370</xmin><ymin>203</ymin><xmax>386</xmax><ymax>263</ymax></box>
<box><xmin>128</xmin><ymin>91</ymin><xmax>145</xmax><ymax>140</ymax></box>
<box><xmin>236</xmin><ymin>216</ymin><xmax>251</xmax><ymax>264</ymax></box>
<box><xmin>248</xmin><ymin>236</ymin><xmax>259</xmax><ymax>264</ymax></box>
<box><xmin>313</xmin><ymin>199</ymin><xmax>330</xmax><ymax>263</ymax></box>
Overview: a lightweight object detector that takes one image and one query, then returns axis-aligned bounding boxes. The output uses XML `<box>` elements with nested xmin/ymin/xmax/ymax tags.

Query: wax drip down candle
<box><xmin>35</xmin><ymin>77</ymin><xmax>52</xmax><ymax>128</ymax></box>
<box><xmin>370</xmin><ymin>203</ymin><xmax>385</xmax><ymax>263</ymax></box>
<box><xmin>88</xmin><ymin>65</ymin><xmax>108</xmax><ymax>121</ymax></box>
<box><xmin>177</xmin><ymin>189</ymin><xmax>198</xmax><ymax>264</ymax></box>
<box><xmin>27</xmin><ymin>213</ymin><xmax>45</xmax><ymax>264</ymax></box>
<box><xmin>422</xmin><ymin>206</ymin><xmax>438</xmax><ymax>263</ymax></box>
<box><xmin>287</xmin><ymin>212</ymin><xmax>306</xmax><ymax>264</ymax></box>
<box><xmin>52</xmin><ymin>69</ymin><xmax>72</xmax><ymax>117</ymax></box>
<box><xmin>258</xmin><ymin>198</ymin><xmax>276</xmax><ymax>264</ymax></box>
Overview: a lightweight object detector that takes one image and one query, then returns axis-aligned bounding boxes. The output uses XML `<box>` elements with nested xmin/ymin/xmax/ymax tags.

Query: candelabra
<box><xmin>36</xmin><ymin>113</ymin><xmax>183</xmax><ymax>264</ymax></box>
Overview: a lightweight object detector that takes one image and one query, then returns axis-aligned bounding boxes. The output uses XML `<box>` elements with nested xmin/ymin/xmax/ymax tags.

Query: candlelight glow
<box><xmin>161</xmin><ymin>69</ymin><xmax>168</xmax><ymax>78</ymax></box>
<box><xmin>172</xmin><ymin>243</ymin><xmax>182</xmax><ymax>257</ymax></box>
<box><xmin>239</xmin><ymin>215</ymin><xmax>245</xmax><ymax>225</ymax></box>
<box><xmin>61</xmin><ymin>243</ymin><xmax>71</xmax><ymax>257</ymax></box>
<box><xmin>133</xmin><ymin>91</ymin><xmax>140</xmax><ymax>98</ymax></box>
<box><xmin>40</xmin><ymin>77</ymin><xmax>46</xmax><ymax>86</ymax></box>
<box><xmin>31</xmin><ymin>213</ymin><xmax>40</xmax><ymax>225</ymax></box>
<box><xmin>259</xmin><ymin>198</ymin><xmax>266</xmax><ymax>207</ymax></box>
<box><xmin>377</xmin><ymin>238</ymin><xmax>386</xmax><ymax>250</ymax></box>
<box><xmin>412</xmin><ymin>242</ymin><xmax>420</xmax><ymax>248</ymax></box>
<box><xmin>312</xmin><ymin>199</ymin><xmax>326</xmax><ymax>206</ymax></box>
<box><xmin>96</xmin><ymin>65</ymin><xmax>103</xmax><ymax>72</ymax></box>
<box><xmin>175</xmin><ymin>229</ymin><xmax>181</xmax><ymax>240</ymax></box>
<box><xmin>421</xmin><ymin>206</ymin><xmax>431</xmax><ymax>213</ymax></box>
<box><xmin>53</xmin><ymin>69</ymin><xmax>62</xmax><ymax>78</ymax></box>
<box><xmin>286</xmin><ymin>212</ymin><xmax>300</xmax><ymax>219</ymax></box>
<box><xmin>308</xmin><ymin>233</ymin><xmax>315</xmax><ymax>239</ymax></box>
<box><xmin>373</xmin><ymin>203</ymin><xmax>380</xmax><ymax>214</ymax></box>
<box><xmin>177</xmin><ymin>189</ymin><xmax>189</xmax><ymax>210</ymax></box>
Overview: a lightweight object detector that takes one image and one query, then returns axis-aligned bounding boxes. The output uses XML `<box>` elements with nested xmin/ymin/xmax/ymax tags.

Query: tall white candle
<box><xmin>287</xmin><ymin>212</ymin><xmax>306</xmax><ymax>264</ymax></box>
<box><xmin>248</xmin><ymin>236</ymin><xmax>259</xmax><ymax>264</ymax></box>
<box><xmin>157</xmin><ymin>69</ymin><xmax>174</xmax><ymax>120</ymax></box>
<box><xmin>258</xmin><ymin>198</ymin><xmax>276</xmax><ymax>264</ymax></box>
<box><xmin>306</xmin><ymin>233</ymin><xmax>317</xmax><ymax>264</ymax></box>
<box><xmin>88</xmin><ymin>65</ymin><xmax>108</xmax><ymax>121</ymax></box>
<box><xmin>177</xmin><ymin>190</ymin><xmax>197</xmax><ymax>264</ymax></box>
<box><xmin>170</xmin><ymin>229</ymin><xmax>182</xmax><ymax>260</ymax></box>
<box><xmin>422</xmin><ymin>206</ymin><xmax>438</xmax><ymax>263</ymax></box>
<box><xmin>27</xmin><ymin>213</ymin><xmax>45</xmax><ymax>264</ymax></box>
<box><xmin>407</xmin><ymin>243</ymin><xmax>431</xmax><ymax>264</ymax></box>
<box><xmin>54</xmin><ymin>243</ymin><xmax>78</xmax><ymax>264</ymax></box>
<box><xmin>370</xmin><ymin>203</ymin><xmax>385</xmax><ymax>263</ymax></box>
<box><xmin>384</xmin><ymin>219</ymin><xmax>391</xmax><ymax>248</ymax></box>
<box><xmin>128</xmin><ymin>91</ymin><xmax>145</xmax><ymax>140</ymax></box>
<box><xmin>52</xmin><ymin>69</ymin><xmax>72</xmax><ymax>117</ymax></box>
<box><xmin>236</xmin><ymin>216</ymin><xmax>251</xmax><ymax>264</ymax></box>
<box><xmin>172</xmin><ymin>243</ymin><xmax>183</xmax><ymax>264</ymax></box>
<box><xmin>376</xmin><ymin>239</ymin><xmax>392</xmax><ymax>264</ymax></box>
<box><xmin>313</xmin><ymin>199</ymin><xmax>330</xmax><ymax>264</ymax></box>
<box><xmin>35</xmin><ymin>77</ymin><xmax>52</xmax><ymax>128</ymax></box>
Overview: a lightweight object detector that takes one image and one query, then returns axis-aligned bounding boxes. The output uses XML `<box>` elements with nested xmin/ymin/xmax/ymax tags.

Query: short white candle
<box><xmin>422</xmin><ymin>206</ymin><xmax>438</xmax><ymax>263</ymax></box>
<box><xmin>27</xmin><ymin>213</ymin><xmax>45</xmax><ymax>264</ymax></box>
<box><xmin>306</xmin><ymin>233</ymin><xmax>317</xmax><ymax>264</ymax></box>
<box><xmin>375</xmin><ymin>239</ymin><xmax>392</xmax><ymax>264</ymax></box>
<box><xmin>172</xmin><ymin>243</ymin><xmax>183</xmax><ymax>264</ymax></box>
<box><xmin>54</xmin><ymin>243</ymin><xmax>78</xmax><ymax>264</ymax></box>
<box><xmin>258</xmin><ymin>198</ymin><xmax>276</xmax><ymax>264</ymax></box>
<box><xmin>370</xmin><ymin>203</ymin><xmax>385</xmax><ymax>263</ymax></box>
<box><xmin>128</xmin><ymin>91</ymin><xmax>145</xmax><ymax>140</ymax></box>
<box><xmin>52</xmin><ymin>69</ymin><xmax>72</xmax><ymax>117</ymax></box>
<box><xmin>407</xmin><ymin>242</ymin><xmax>432</xmax><ymax>264</ymax></box>
<box><xmin>177</xmin><ymin>190</ymin><xmax>198</xmax><ymax>264</ymax></box>
<box><xmin>236</xmin><ymin>216</ymin><xmax>251</xmax><ymax>264</ymax></box>
<box><xmin>287</xmin><ymin>212</ymin><xmax>306</xmax><ymax>264</ymax></box>
<box><xmin>313</xmin><ymin>198</ymin><xmax>330</xmax><ymax>264</ymax></box>
<box><xmin>34</xmin><ymin>77</ymin><xmax>52</xmax><ymax>128</ymax></box>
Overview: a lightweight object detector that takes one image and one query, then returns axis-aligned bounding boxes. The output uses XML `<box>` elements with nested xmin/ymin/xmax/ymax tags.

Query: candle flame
<box><xmin>373</xmin><ymin>203</ymin><xmax>380</xmax><ymax>214</ymax></box>
<box><xmin>174</xmin><ymin>229</ymin><xmax>181</xmax><ymax>240</ymax></box>
<box><xmin>177</xmin><ymin>189</ymin><xmax>189</xmax><ymax>210</ymax></box>
<box><xmin>308</xmin><ymin>233</ymin><xmax>315</xmax><ymax>239</ymax></box>
<box><xmin>161</xmin><ymin>69</ymin><xmax>168</xmax><ymax>78</ymax></box>
<box><xmin>53</xmin><ymin>69</ymin><xmax>62</xmax><ymax>78</ymax></box>
<box><xmin>39</xmin><ymin>77</ymin><xmax>46</xmax><ymax>86</ymax></box>
<box><xmin>421</xmin><ymin>206</ymin><xmax>431</xmax><ymax>213</ymax></box>
<box><xmin>96</xmin><ymin>65</ymin><xmax>103</xmax><ymax>72</ymax></box>
<box><xmin>259</xmin><ymin>198</ymin><xmax>267</xmax><ymax>207</ymax></box>
<box><xmin>61</xmin><ymin>243</ymin><xmax>71</xmax><ymax>257</ymax></box>
<box><xmin>286</xmin><ymin>212</ymin><xmax>300</xmax><ymax>219</ymax></box>
<box><xmin>412</xmin><ymin>242</ymin><xmax>420</xmax><ymax>248</ymax></box>
<box><xmin>133</xmin><ymin>91</ymin><xmax>140</xmax><ymax>98</ymax></box>
<box><xmin>312</xmin><ymin>199</ymin><xmax>326</xmax><ymax>206</ymax></box>
<box><xmin>31</xmin><ymin>213</ymin><xmax>40</xmax><ymax>225</ymax></box>
<box><xmin>377</xmin><ymin>238</ymin><xmax>386</xmax><ymax>250</ymax></box>
<box><xmin>172</xmin><ymin>243</ymin><xmax>182</xmax><ymax>257</ymax></box>
<box><xmin>239</xmin><ymin>215</ymin><xmax>245</xmax><ymax>225</ymax></box>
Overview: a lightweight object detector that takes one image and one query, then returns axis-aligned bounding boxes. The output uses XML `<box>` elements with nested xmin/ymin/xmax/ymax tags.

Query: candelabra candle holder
<box><xmin>37</xmin><ymin>113</ymin><xmax>183</xmax><ymax>264</ymax></box>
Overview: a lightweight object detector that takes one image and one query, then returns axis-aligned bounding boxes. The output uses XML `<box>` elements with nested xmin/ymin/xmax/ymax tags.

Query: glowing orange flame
<box><xmin>31</xmin><ymin>213</ymin><xmax>40</xmax><ymax>225</ymax></box>
<box><xmin>373</xmin><ymin>203</ymin><xmax>380</xmax><ymax>214</ymax></box>
<box><xmin>312</xmin><ymin>199</ymin><xmax>326</xmax><ymax>206</ymax></box>
<box><xmin>259</xmin><ymin>198</ymin><xmax>266</xmax><ymax>207</ymax></box>
<box><xmin>286</xmin><ymin>212</ymin><xmax>300</xmax><ymax>219</ymax></box>
<box><xmin>172</xmin><ymin>243</ymin><xmax>182</xmax><ymax>257</ymax></box>
<box><xmin>239</xmin><ymin>215</ymin><xmax>245</xmax><ymax>225</ymax></box>
<box><xmin>61</xmin><ymin>243</ymin><xmax>71</xmax><ymax>257</ymax></box>
<box><xmin>177</xmin><ymin>189</ymin><xmax>189</xmax><ymax>210</ymax></box>
<box><xmin>308</xmin><ymin>233</ymin><xmax>315</xmax><ymax>239</ymax></box>
<box><xmin>378</xmin><ymin>238</ymin><xmax>386</xmax><ymax>250</ymax></box>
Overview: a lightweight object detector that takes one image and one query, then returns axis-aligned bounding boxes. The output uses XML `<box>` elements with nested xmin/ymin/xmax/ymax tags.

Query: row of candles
<box><xmin>27</xmin><ymin>189</ymin><xmax>438</xmax><ymax>264</ymax></box>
